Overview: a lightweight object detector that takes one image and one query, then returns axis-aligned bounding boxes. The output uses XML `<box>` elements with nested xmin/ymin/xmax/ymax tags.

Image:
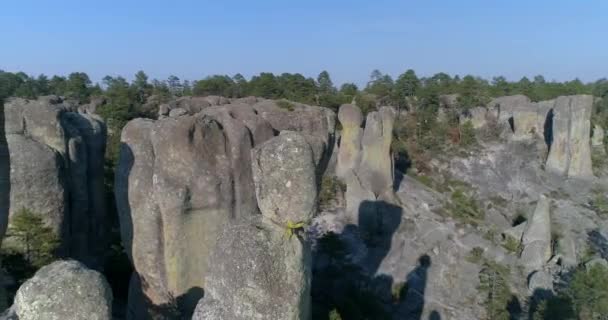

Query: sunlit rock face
<box><xmin>545</xmin><ymin>95</ymin><xmax>594</xmax><ymax>178</ymax></box>
<box><xmin>336</xmin><ymin>104</ymin><xmax>363</xmax><ymax>179</ymax></box>
<box><xmin>12</xmin><ymin>260</ymin><xmax>113</xmax><ymax>320</ymax></box>
<box><xmin>592</xmin><ymin>124</ymin><xmax>604</xmax><ymax>147</ymax></box>
<box><xmin>194</xmin><ymin>132</ymin><xmax>316</xmax><ymax>320</ymax></box>
<box><xmin>116</xmin><ymin>114</ymin><xmax>255</xmax><ymax>319</ymax></box>
<box><xmin>115</xmin><ymin>98</ymin><xmax>331</xmax><ymax>319</ymax></box>
<box><xmin>520</xmin><ymin>195</ymin><xmax>552</xmax><ymax>274</ymax></box>
<box><xmin>336</xmin><ymin>104</ymin><xmax>397</xmax><ymax>224</ymax></box>
<box><xmin>1</xmin><ymin>96</ymin><xmax>108</xmax><ymax>267</ymax></box>
<box><xmin>487</xmin><ymin>95</ymin><xmax>594</xmax><ymax>178</ymax></box>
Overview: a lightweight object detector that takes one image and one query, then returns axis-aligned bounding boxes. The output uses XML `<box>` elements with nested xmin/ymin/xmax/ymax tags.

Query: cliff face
<box><xmin>1</xmin><ymin>96</ymin><xmax>108</xmax><ymax>267</ymax></box>
<box><xmin>115</xmin><ymin>99</ymin><xmax>333</xmax><ymax>318</ymax></box>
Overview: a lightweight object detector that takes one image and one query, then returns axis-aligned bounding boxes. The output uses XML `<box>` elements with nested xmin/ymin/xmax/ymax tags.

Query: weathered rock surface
<box><xmin>252</xmin><ymin>131</ymin><xmax>318</xmax><ymax>224</ymax></box>
<box><xmin>194</xmin><ymin>132</ymin><xmax>316</xmax><ymax>320</ymax></box>
<box><xmin>520</xmin><ymin>195</ymin><xmax>552</xmax><ymax>274</ymax></box>
<box><xmin>116</xmin><ymin>114</ymin><xmax>246</xmax><ymax>318</ymax></box>
<box><xmin>460</xmin><ymin>107</ymin><xmax>489</xmax><ymax>129</ymax></box>
<box><xmin>2</xmin><ymin>96</ymin><xmax>108</xmax><ymax>266</ymax></box>
<box><xmin>158</xmin><ymin>96</ymin><xmax>230</xmax><ymax>118</ymax></box>
<box><xmin>335</xmin><ymin>105</ymin><xmax>397</xmax><ymax>224</ymax></box>
<box><xmin>546</xmin><ymin>95</ymin><xmax>594</xmax><ymax>178</ymax></box>
<box><xmin>592</xmin><ymin>124</ymin><xmax>604</xmax><ymax>147</ymax></box>
<box><xmin>336</xmin><ymin>104</ymin><xmax>363</xmax><ymax>179</ymax></box>
<box><xmin>358</xmin><ymin>107</ymin><xmax>396</xmax><ymax>197</ymax></box>
<box><xmin>12</xmin><ymin>260</ymin><xmax>112</xmax><ymax>320</ymax></box>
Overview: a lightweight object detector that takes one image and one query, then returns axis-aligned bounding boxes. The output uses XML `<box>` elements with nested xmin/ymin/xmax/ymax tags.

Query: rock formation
<box><xmin>336</xmin><ymin>104</ymin><xmax>363</xmax><ymax>179</ymax></box>
<box><xmin>486</xmin><ymin>95</ymin><xmax>594</xmax><ymax>178</ymax></box>
<box><xmin>460</xmin><ymin>107</ymin><xmax>489</xmax><ymax>129</ymax></box>
<box><xmin>10</xmin><ymin>260</ymin><xmax>112</xmax><ymax>320</ymax></box>
<box><xmin>158</xmin><ymin>95</ymin><xmax>230</xmax><ymax>118</ymax></box>
<box><xmin>520</xmin><ymin>195</ymin><xmax>552</xmax><ymax>274</ymax></box>
<box><xmin>194</xmin><ymin>132</ymin><xmax>315</xmax><ymax>320</ymax></box>
<box><xmin>2</xmin><ymin>96</ymin><xmax>108</xmax><ymax>266</ymax></box>
<box><xmin>116</xmin><ymin>115</ymin><xmax>248</xmax><ymax>318</ymax></box>
<box><xmin>335</xmin><ymin>104</ymin><xmax>397</xmax><ymax>223</ymax></box>
<box><xmin>115</xmin><ymin>98</ymin><xmax>331</xmax><ymax>318</ymax></box>
<box><xmin>545</xmin><ymin>95</ymin><xmax>594</xmax><ymax>178</ymax></box>
<box><xmin>359</xmin><ymin>107</ymin><xmax>396</xmax><ymax>196</ymax></box>
<box><xmin>592</xmin><ymin>124</ymin><xmax>604</xmax><ymax>147</ymax></box>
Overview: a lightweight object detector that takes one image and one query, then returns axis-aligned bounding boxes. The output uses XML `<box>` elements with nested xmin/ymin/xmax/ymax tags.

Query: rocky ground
<box><xmin>1</xmin><ymin>94</ymin><xmax>607</xmax><ymax>320</ymax></box>
<box><xmin>310</xmin><ymin>115</ymin><xmax>608</xmax><ymax>319</ymax></box>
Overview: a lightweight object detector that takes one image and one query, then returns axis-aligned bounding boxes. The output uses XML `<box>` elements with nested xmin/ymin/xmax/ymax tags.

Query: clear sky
<box><xmin>1</xmin><ymin>0</ymin><xmax>606</xmax><ymax>86</ymax></box>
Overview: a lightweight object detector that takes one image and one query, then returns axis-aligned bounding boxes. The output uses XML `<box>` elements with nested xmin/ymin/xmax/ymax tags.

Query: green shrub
<box><xmin>460</xmin><ymin>120</ymin><xmax>477</xmax><ymax>147</ymax></box>
<box><xmin>467</xmin><ymin>247</ymin><xmax>485</xmax><ymax>264</ymax></box>
<box><xmin>532</xmin><ymin>296</ymin><xmax>576</xmax><ymax>320</ymax></box>
<box><xmin>4</xmin><ymin>208</ymin><xmax>60</xmax><ymax>268</ymax></box>
<box><xmin>590</xmin><ymin>191</ymin><xmax>608</xmax><ymax>217</ymax></box>
<box><xmin>276</xmin><ymin>99</ymin><xmax>295</xmax><ymax>111</ymax></box>
<box><xmin>446</xmin><ymin>189</ymin><xmax>484</xmax><ymax>225</ymax></box>
<box><xmin>534</xmin><ymin>265</ymin><xmax>608</xmax><ymax>319</ymax></box>
<box><xmin>319</xmin><ymin>176</ymin><xmax>346</xmax><ymax>209</ymax></box>
<box><xmin>478</xmin><ymin>260</ymin><xmax>512</xmax><ymax>320</ymax></box>
<box><xmin>501</xmin><ymin>236</ymin><xmax>520</xmax><ymax>254</ymax></box>
<box><xmin>568</xmin><ymin>265</ymin><xmax>608</xmax><ymax>318</ymax></box>
<box><xmin>328</xmin><ymin>309</ymin><xmax>342</xmax><ymax>320</ymax></box>
<box><xmin>391</xmin><ymin>282</ymin><xmax>408</xmax><ymax>303</ymax></box>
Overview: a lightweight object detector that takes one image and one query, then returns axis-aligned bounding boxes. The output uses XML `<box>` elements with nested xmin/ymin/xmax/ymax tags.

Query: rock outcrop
<box><xmin>2</xmin><ymin>96</ymin><xmax>108</xmax><ymax>266</ymax></box>
<box><xmin>592</xmin><ymin>124</ymin><xmax>604</xmax><ymax>147</ymax></box>
<box><xmin>336</xmin><ymin>105</ymin><xmax>397</xmax><ymax>223</ymax></box>
<box><xmin>545</xmin><ymin>95</ymin><xmax>594</xmax><ymax>178</ymax></box>
<box><xmin>116</xmin><ymin>99</ymin><xmax>332</xmax><ymax>318</ymax></box>
<box><xmin>520</xmin><ymin>195</ymin><xmax>552</xmax><ymax>274</ymax></box>
<box><xmin>116</xmin><ymin>114</ymin><xmax>251</xmax><ymax>318</ymax></box>
<box><xmin>485</xmin><ymin>95</ymin><xmax>594</xmax><ymax>178</ymax></box>
<box><xmin>358</xmin><ymin>107</ymin><xmax>396</xmax><ymax>197</ymax></box>
<box><xmin>336</xmin><ymin>104</ymin><xmax>363</xmax><ymax>179</ymax></box>
<box><xmin>460</xmin><ymin>107</ymin><xmax>490</xmax><ymax>129</ymax></box>
<box><xmin>194</xmin><ymin>132</ymin><xmax>315</xmax><ymax>320</ymax></box>
<box><xmin>158</xmin><ymin>96</ymin><xmax>230</xmax><ymax>118</ymax></box>
<box><xmin>12</xmin><ymin>260</ymin><xmax>112</xmax><ymax>320</ymax></box>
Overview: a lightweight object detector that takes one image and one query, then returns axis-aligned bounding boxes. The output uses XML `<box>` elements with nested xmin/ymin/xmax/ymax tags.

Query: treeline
<box><xmin>2</xmin><ymin>68</ymin><xmax>608</xmax><ymax>129</ymax></box>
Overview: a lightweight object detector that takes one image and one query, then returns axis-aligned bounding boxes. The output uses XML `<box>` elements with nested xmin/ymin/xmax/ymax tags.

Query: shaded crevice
<box><xmin>543</xmin><ymin>109</ymin><xmax>554</xmax><ymax>152</ymax></box>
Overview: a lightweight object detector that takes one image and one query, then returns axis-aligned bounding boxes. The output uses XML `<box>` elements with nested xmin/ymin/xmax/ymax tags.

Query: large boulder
<box><xmin>116</xmin><ymin>114</ymin><xmax>250</xmax><ymax>318</ymax></box>
<box><xmin>194</xmin><ymin>132</ymin><xmax>315</xmax><ymax>320</ymax></box>
<box><xmin>2</xmin><ymin>96</ymin><xmax>108</xmax><ymax>266</ymax></box>
<box><xmin>336</xmin><ymin>104</ymin><xmax>363</xmax><ymax>179</ymax></box>
<box><xmin>12</xmin><ymin>260</ymin><xmax>112</xmax><ymax>320</ymax></box>
<box><xmin>460</xmin><ymin>107</ymin><xmax>489</xmax><ymax>130</ymax></box>
<box><xmin>487</xmin><ymin>95</ymin><xmax>532</xmax><ymax>123</ymax></box>
<box><xmin>335</xmin><ymin>105</ymin><xmax>397</xmax><ymax>223</ymax></box>
<box><xmin>592</xmin><ymin>124</ymin><xmax>604</xmax><ymax>147</ymax></box>
<box><xmin>546</xmin><ymin>95</ymin><xmax>594</xmax><ymax>178</ymax></box>
<box><xmin>520</xmin><ymin>195</ymin><xmax>552</xmax><ymax>274</ymax></box>
<box><xmin>251</xmin><ymin>131</ymin><xmax>318</xmax><ymax>225</ymax></box>
<box><xmin>157</xmin><ymin>96</ymin><xmax>230</xmax><ymax>118</ymax></box>
<box><xmin>252</xmin><ymin>100</ymin><xmax>337</xmax><ymax>182</ymax></box>
<box><xmin>358</xmin><ymin>107</ymin><xmax>396</xmax><ymax>197</ymax></box>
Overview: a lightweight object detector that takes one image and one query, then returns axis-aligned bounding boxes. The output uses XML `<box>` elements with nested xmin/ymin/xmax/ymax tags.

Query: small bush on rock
<box><xmin>4</xmin><ymin>208</ymin><xmax>60</xmax><ymax>268</ymax></box>
<box><xmin>478</xmin><ymin>260</ymin><xmax>513</xmax><ymax>320</ymax></box>
<box><xmin>319</xmin><ymin>176</ymin><xmax>346</xmax><ymax>209</ymax></box>
<box><xmin>446</xmin><ymin>189</ymin><xmax>484</xmax><ymax>226</ymax></box>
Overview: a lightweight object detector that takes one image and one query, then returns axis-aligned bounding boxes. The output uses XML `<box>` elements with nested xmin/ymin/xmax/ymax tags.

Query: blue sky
<box><xmin>0</xmin><ymin>0</ymin><xmax>606</xmax><ymax>86</ymax></box>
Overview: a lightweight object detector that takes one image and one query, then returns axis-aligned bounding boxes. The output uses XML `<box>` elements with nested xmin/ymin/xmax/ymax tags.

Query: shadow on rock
<box><xmin>311</xmin><ymin>200</ymin><xmax>434</xmax><ymax>319</ymax></box>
